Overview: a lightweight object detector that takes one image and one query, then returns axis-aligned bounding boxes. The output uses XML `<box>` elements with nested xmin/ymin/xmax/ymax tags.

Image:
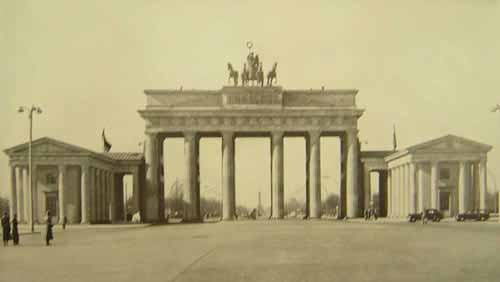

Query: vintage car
<box><xmin>408</xmin><ymin>209</ymin><xmax>443</xmax><ymax>223</ymax></box>
<box><xmin>455</xmin><ymin>209</ymin><xmax>490</xmax><ymax>222</ymax></box>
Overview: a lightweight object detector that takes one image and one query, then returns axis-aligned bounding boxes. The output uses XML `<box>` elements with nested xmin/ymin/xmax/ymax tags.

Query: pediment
<box><xmin>408</xmin><ymin>135</ymin><xmax>492</xmax><ymax>154</ymax></box>
<box><xmin>4</xmin><ymin>137</ymin><xmax>93</xmax><ymax>156</ymax></box>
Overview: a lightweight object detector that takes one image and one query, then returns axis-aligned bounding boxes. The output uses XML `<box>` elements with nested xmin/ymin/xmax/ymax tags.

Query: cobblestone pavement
<box><xmin>1</xmin><ymin>220</ymin><xmax>500</xmax><ymax>282</ymax></box>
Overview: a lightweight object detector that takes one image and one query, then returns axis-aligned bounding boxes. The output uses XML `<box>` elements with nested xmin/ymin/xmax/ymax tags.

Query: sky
<box><xmin>1</xmin><ymin>0</ymin><xmax>500</xmax><ymax>208</ymax></box>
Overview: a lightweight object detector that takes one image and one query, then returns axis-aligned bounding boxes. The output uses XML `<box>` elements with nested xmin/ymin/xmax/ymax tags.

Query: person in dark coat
<box><xmin>11</xmin><ymin>214</ymin><xmax>19</xmax><ymax>246</ymax></box>
<box><xmin>62</xmin><ymin>216</ymin><xmax>67</xmax><ymax>230</ymax></box>
<box><xmin>1</xmin><ymin>212</ymin><xmax>11</xmax><ymax>246</ymax></box>
<box><xmin>45</xmin><ymin>211</ymin><xmax>54</xmax><ymax>246</ymax></box>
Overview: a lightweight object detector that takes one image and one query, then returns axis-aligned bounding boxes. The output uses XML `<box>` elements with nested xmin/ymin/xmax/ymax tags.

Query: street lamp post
<box><xmin>18</xmin><ymin>105</ymin><xmax>42</xmax><ymax>233</ymax></box>
<box><xmin>490</xmin><ymin>104</ymin><xmax>500</xmax><ymax>221</ymax></box>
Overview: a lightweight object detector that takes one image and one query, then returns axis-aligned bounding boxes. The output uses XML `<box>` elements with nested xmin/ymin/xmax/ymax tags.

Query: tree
<box><xmin>200</xmin><ymin>197</ymin><xmax>221</xmax><ymax>217</ymax></box>
<box><xmin>165</xmin><ymin>179</ymin><xmax>184</xmax><ymax>217</ymax></box>
<box><xmin>285</xmin><ymin>197</ymin><xmax>304</xmax><ymax>215</ymax></box>
<box><xmin>236</xmin><ymin>205</ymin><xmax>250</xmax><ymax>217</ymax></box>
<box><xmin>322</xmin><ymin>194</ymin><xmax>339</xmax><ymax>215</ymax></box>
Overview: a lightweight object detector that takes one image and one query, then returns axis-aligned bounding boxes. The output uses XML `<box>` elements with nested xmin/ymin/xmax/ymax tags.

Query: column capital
<box><xmin>183</xmin><ymin>131</ymin><xmax>197</xmax><ymax>141</ymax></box>
<box><xmin>221</xmin><ymin>131</ymin><xmax>234</xmax><ymax>139</ymax></box>
<box><xmin>308</xmin><ymin>131</ymin><xmax>321</xmax><ymax>141</ymax></box>
<box><xmin>58</xmin><ymin>164</ymin><xmax>66</xmax><ymax>171</ymax></box>
<box><xmin>147</xmin><ymin>132</ymin><xmax>159</xmax><ymax>138</ymax></box>
<box><xmin>271</xmin><ymin>131</ymin><xmax>284</xmax><ymax>141</ymax></box>
<box><xmin>345</xmin><ymin>128</ymin><xmax>359</xmax><ymax>136</ymax></box>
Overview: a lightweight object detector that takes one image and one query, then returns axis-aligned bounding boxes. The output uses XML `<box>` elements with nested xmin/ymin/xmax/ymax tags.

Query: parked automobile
<box><xmin>455</xmin><ymin>209</ymin><xmax>490</xmax><ymax>222</ymax></box>
<box><xmin>408</xmin><ymin>209</ymin><xmax>443</xmax><ymax>223</ymax></box>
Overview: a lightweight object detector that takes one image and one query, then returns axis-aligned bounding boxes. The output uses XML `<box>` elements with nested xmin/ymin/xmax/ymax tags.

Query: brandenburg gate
<box><xmin>138</xmin><ymin>86</ymin><xmax>364</xmax><ymax>222</ymax></box>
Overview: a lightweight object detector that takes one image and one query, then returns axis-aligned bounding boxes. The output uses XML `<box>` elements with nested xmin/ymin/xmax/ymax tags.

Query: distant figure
<box><xmin>131</xmin><ymin>212</ymin><xmax>141</xmax><ymax>224</ymax></box>
<box><xmin>1</xmin><ymin>212</ymin><xmax>10</xmax><ymax>246</ymax></box>
<box><xmin>249</xmin><ymin>209</ymin><xmax>257</xmax><ymax>220</ymax></box>
<box><xmin>421</xmin><ymin>209</ymin><xmax>427</xmax><ymax>225</ymax></box>
<box><xmin>11</xmin><ymin>214</ymin><xmax>19</xmax><ymax>246</ymax></box>
<box><xmin>62</xmin><ymin>216</ymin><xmax>68</xmax><ymax>230</ymax></box>
<box><xmin>335</xmin><ymin>205</ymin><xmax>340</xmax><ymax>219</ymax></box>
<box><xmin>364</xmin><ymin>209</ymin><xmax>369</xmax><ymax>220</ymax></box>
<box><xmin>44</xmin><ymin>211</ymin><xmax>54</xmax><ymax>246</ymax></box>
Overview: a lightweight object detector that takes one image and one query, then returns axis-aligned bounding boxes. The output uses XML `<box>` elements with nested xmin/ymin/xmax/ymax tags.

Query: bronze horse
<box><xmin>266</xmin><ymin>62</ymin><xmax>278</xmax><ymax>86</ymax></box>
<box><xmin>227</xmin><ymin>63</ymin><xmax>239</xmax><ymax>86</ymax></box>
<box><xmin>241</xmin><ymin>63</ymin><xmax>249</xmax><ymax>86</ymax></box>
<box><xmin>256</xmin><ymin>63</ymin><xmax>264</xmax><ymax>87</ymax></box>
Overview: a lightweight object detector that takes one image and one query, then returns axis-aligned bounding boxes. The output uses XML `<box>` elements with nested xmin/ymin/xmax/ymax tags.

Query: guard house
<box><xmin>4</xmin><ymin>137</ymin><xmax>143</xmax><ymax>224</ymax></box>
<box><xmin>360</xmin><ymin>135</ymin><xmax>492</xmax><ymax>218</ymax></box>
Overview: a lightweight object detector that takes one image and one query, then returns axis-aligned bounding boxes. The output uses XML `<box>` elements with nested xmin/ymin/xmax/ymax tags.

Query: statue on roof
<box><xmin>266</xmin><ymin>62</ymin><xmax>278</xmax><ymax>86</ymax></box>
<box><xmin>242</xmin><ymin>41</ymin><xmax>265</xmax><ymax>87</ymax></box>
<box><xmin>227</xmin><ymin>63</ymin><xmax>239</xmax><ymax>86</ymax></box>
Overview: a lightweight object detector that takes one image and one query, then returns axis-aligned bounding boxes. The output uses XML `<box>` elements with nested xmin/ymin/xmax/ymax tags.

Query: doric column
<box><xmin>102</xmin><ymin>171</ymin><xmax>108</xmax><ymax>221</ymax></box>
<box><xmin>417</xmin><ymin>163</ymin><xmax>426</xmax><ymax>213</ymax></box>
<box><xmin>9</xmin><ymin>165</ymin><xmax>17</xmax><ymax>219</ymax></box>
<box><xmin>15</xmin><ymin>167</ymin><xmax>24</xmax><ymax>222</ymax></box>
<box><xmin>387</xmin><ymin>170</ymin><xmax>392</xmax><ymax>217</ymax></box>
<box><xmin>58</xmin><ymin>165</ymin><xmax>66</xmax><ymax>224</ymax></box>
<box><xmin>132</xmin><ymin>167</ymin><xmax>141</xmax><ymax>215</ymax></box>
<box><xmin>402</xmin><ymin>164</ymin><xmax>408</xmax><ymax>216</ymax></box>
<box><xmin>183</xmin><ymin>132</ymin><xmax>200</xmax><ymax>222</ymax></box>
<box><xmin>90</xmin><ymin>167</ymin><xmax>97</xmax><ymax>223</ymax></box>
<box><xmin>363</xmin><ymin>167</ymin><xmax>371</xmax><ymax>212</ymax></box>
<box><xmin>221</xmin><ymin>131</ymin><xmax>236</xmax><ymax>220</ymax></box>
<box><xmin>479</xmin><ymin>160</ymin><xmax>487</xmax><ymax>210</ymax></box>
<box><xmin>430</xmin><ymin>161</ymin><xmax>439</xmax><ymax>209</ymax></box>
<box><xmin>144</xmin><ymin>133</ymin><xmax>160</xmax><ymax>222</ymax></box>
<box><xmin>458</xmin><ymin>161</ymin><xmax>467</xmax><ymax>214</ymax></box>
<box><xmin>22</xmin><ymin>167</ymin><xmax>29</xmax><ymax>223</ymax></box>
<box><xmin>80</xmin><ymin>165</ymin><xmax>90</xmax><ymax>224</ymax></box>
<box><xmin>100</xmin><ymin>170</ymin><xmax>107</xmax><ymax>222</ymax></box>
<box><xmin>271</xmin><ymin>131</ymin><xmax>284</xmax><ymax>219</ymax></box>
<box><xmin>473</xmin><ymin>163</ymin><xmax>480</xmax><ymax>209</ymax></box>
<box><xmin>391</xmin><ymin>168</ymin><xmax>397</xmax><ymax>217</ymax></box>
<box><xmin>95</xmin><ymin>169</ymin><xmax>102</xmax><ymax>222</ymax></box>
<box><xmin>109</xmin><ymin>171</ymin><xmax>116</xmax><ymax>223</ymax></box>
<box><xmin>346</xmin><ymin>129</ymin><xmax>359</xmax><ymax>218</ymax></box>
<box><xmin>308</xmin><ymin>131</ymin><xmax>321</xmax><ymax>219</ymax></box>
<box><xmin>398</xmin><ymin>166</ymin><xmax>404</xmax><ymax>217</ymax></box>
<box><xmin>409</xmin><ymin>163</ymin><xmax>416</xmax><ymax>214</ymax></box>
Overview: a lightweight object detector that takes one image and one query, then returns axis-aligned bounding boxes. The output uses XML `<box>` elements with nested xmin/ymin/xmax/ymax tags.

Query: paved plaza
<box><xmin>1</xmin><ymin>220</ymin><xmax>500</xmax><ymax>282</ymax></box>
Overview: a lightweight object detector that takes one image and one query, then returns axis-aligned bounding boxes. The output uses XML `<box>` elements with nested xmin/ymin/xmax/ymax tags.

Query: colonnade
<box><xmin>387</xmin><ymin>160</ymin><xmax>488</xmax><ymax>218</ymax></box>
<box><xmin>143</xmin><ymin>129</ymin><xmax>360</xmax><ymax>222</ymax></box>
<box><xmin>8</xmin><ymin>164</ymin><xmax>139</xmax><ymax>224</ymax></box>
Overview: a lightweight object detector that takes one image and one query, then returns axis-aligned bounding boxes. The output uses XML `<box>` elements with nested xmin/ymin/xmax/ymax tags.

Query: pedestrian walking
<box><xmin>421</xmin><ymin>209</ymin><xmax>427</xmax><ymax>225</ymax></box>
<box><xmin>44</xmin><ymin>211</ymin><xmax>54</xmax><ymax>246</ymax></box>
<box><xmin>1</xmin><ymin>212</ymin><xmax>11</xmax><ymax>246</ymax></box>
<box><xmin>62</xmin><ymin>216</ymin><xmax>67</xmax><ymax>230</ymax></box>
<box><xmin>11</xmin><ymin>214</ymin><xmax>19</xmax><ymax>246</ymax></box>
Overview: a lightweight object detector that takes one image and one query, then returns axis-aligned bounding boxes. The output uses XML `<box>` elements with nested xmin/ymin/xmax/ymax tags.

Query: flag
<box><xmin>102</xmin><ymin>129</ymin><xmax>112</xmax><ymax>152</ymax></box>
<box><xmin>392</xmin><ymin>124</ymin><xmax>397</xmax><ymax>151</ymax></box>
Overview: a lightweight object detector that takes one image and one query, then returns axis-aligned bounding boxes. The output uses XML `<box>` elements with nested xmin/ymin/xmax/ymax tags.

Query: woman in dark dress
<box><xmin>45</xmin><ymin>211</ymin><xmax>54</xmax><ymax>246</ymax></box>
<box><xmin>11</xmin><ymin>214</ymin><xmax>19</xmax><ymax>246</ymax></box>
<box><xmin>1</xmin><ymin>212</ymin><xmax>10</xmax><ymax>246</ymax></box>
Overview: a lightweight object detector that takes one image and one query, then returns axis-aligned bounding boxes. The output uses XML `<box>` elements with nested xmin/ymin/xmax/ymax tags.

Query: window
<box><xmin>46</xmin><ymin>174</ymin><xmax>56</xmax><ymax>184</ymax></box>
<box><xmin>439</xmin><ymin>168</ymin><xmax>450</xmax><ymax>180</ymax></box>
